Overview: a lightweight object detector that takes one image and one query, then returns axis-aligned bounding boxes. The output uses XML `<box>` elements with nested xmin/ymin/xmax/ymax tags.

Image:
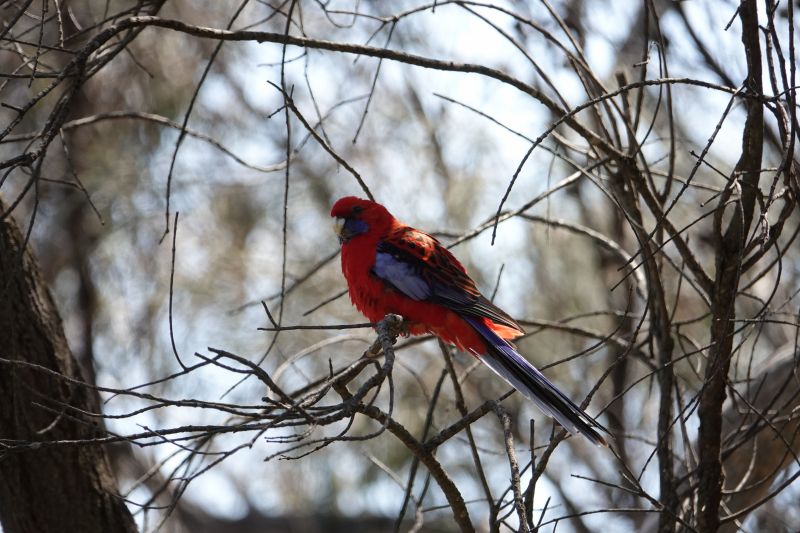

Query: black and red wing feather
<box><xmin>374</xmin><ymin>226</ymin><xmax>523</xmax><ymax>332</ymax></box>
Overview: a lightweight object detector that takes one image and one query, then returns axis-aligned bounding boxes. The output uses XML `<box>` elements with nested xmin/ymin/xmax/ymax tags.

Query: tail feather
<box><xmin>463</xmin><ymin>316</ymin><xmax>609</xmax><ymax>447</ymax></box>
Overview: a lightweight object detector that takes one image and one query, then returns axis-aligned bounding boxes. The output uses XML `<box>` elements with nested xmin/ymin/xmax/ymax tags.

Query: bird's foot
<box><xmin>363</xmin><ymin>314</ymin><xmax>404</xmax><ymax>358</ymax></box>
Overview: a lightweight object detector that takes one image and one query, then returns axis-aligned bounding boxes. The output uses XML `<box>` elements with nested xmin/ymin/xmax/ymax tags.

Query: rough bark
<box><xmin>0</xmin><ymin>200</ymin><xmax>137</xmax><ymax>533</ymax></box>
<box><xmin>696</xmin><ymin>2</ymin><xmax>764</xmax><ymax>531</ymax></box>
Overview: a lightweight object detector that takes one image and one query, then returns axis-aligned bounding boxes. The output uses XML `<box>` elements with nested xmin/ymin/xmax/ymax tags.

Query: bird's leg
<box><xmin>399</xmin><ymin>319</ymin><xmax>416</xmax><ymax>337</ymax></box>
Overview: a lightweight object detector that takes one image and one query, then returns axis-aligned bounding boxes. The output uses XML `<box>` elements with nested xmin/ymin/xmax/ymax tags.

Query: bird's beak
<box><xmin>333</xmin><ymin>217</ymin><xmax>347</xmax><ymax>243</ymax></box>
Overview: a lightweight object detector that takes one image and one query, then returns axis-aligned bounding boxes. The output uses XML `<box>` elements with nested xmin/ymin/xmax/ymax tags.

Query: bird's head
<box><xmin>330</xmin><ymin>196</ymin><xmax>392</xmax><ymax>244</ymax></box>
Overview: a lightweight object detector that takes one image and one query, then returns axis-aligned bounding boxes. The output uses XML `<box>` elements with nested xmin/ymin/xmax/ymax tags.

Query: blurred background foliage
<box><xmin>1</xmin><ymin>0</ymin><xmax>798</xmax><ymax>531</ymax></box>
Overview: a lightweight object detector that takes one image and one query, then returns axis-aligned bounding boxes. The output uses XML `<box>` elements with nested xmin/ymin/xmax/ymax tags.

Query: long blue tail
<box><xmin>463</xmin><ymin>316</ymin><xmax>608</xmax><ymax>447</ymax></box>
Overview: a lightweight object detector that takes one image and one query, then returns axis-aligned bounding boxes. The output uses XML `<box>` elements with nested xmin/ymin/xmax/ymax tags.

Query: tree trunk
<box><xmin>0</xmin><ymin>200</ymin><xmax>137</xmax><ymax>533</ymax></box>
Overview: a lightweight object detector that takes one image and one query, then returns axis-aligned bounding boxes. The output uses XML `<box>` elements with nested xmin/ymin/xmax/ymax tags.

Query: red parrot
<box><xmin>331</xmin><ymin>196</ymin><xmax>608</xmax><ymax>446</ymax></box>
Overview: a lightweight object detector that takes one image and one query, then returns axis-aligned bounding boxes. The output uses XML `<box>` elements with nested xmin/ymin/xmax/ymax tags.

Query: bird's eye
<box><xmin>351</xmin><ymin>205</ymin><xmax>364</xmax><ymax>215</ymax></box>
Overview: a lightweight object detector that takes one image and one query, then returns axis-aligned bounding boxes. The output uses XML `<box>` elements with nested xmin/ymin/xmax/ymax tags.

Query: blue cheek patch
<box><xmin>345</xmin><ymin>218</ymin><xmax>369</xmax><ymax>236</ymax></box>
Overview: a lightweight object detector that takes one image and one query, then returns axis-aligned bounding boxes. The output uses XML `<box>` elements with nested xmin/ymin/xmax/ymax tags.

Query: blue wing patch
<box><xmin>373</xmin><ymin>251</ymin><xmax>431</xmax><ymax>300</ymax></box>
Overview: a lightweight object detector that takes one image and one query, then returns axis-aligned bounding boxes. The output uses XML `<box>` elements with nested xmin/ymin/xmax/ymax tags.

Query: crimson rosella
<box><xmin>331</xmin><ymin>196</ymin><xmax>608</xmax><ymax>446</ymax></box>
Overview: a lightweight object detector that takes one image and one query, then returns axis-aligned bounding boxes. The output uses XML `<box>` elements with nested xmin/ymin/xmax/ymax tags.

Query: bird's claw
<box><xmin>363</xmin><ymin>314</ymin><xmax>404</xmax><ymax>358</ymax></box>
